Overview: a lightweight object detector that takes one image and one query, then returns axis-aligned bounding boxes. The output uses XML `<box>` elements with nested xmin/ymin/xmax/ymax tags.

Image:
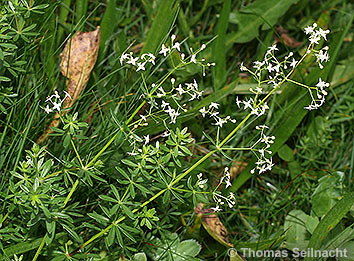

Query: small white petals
<box><xmin>159</xmin><ymin>44</ymin><xmax>170</xmax><ymax>56</ymax></box>
<box><xmin>191</xmin><ymin>54</ymin><xmax>197</xmax><ymax>64</ymax></box>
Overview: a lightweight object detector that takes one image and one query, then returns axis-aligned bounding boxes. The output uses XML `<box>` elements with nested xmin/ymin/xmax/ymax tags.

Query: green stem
<box><xmin>62</xmin><ymin>179</ymin><xmax>79</xmax><ymax>208</ymax></box>
<box><xmin>71</xmin><ymin>140</ymin><xmax>83</xmax><ymax>168</ymax></box>
<box><xmin>72</xmin><ymin>49</ymin><xmax>312</xmax><ymax>255</ymax></box>
<box><xmin>32</xmin><ymin>234</ymin><xmax>47</xmax><ymax>261</ymax></box>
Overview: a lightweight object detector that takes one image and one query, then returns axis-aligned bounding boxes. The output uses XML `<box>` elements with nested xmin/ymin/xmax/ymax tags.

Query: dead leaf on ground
<box><xmin>194</xmin><ymin>203</ymin><xmax>233</xmax><ymax>248</ymax></box>
<box><xmin>37</xmin><ymin>26</ymin><xmax>100</xmax><ymax>144</ymax></box>
<box><xmin>275</xmin><ymin>26</ymin><xmax>303</xmax><ymax>48</ymax></box>
<box><xmin>60</xmin><ymin>26</ymin><xmax>101</xmax><ymax>108</ymax></box>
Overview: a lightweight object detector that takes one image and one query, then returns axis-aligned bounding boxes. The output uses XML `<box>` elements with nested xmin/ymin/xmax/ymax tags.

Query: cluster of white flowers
<box><xmin>250</xmin><ymin>125</ymin><xmax>275</xmax><ymax>174</ymax></box>
<box><xmin>120</xmin><ymin>34</ymin><xmax>213</xmax><ymax>74</ymax></box>
<box><xmin>196</xmin><ymin>173</ymin><xmax>208</xmax><ymax>189</ymax></box>
<box><xmin>304</xmin><ymin>23</ymin><xmax>330</xmax><ymax>46</ymax></box>
<box><xmin>196</xmin><ymin>168</ymin><xmax>236</xmax><ymax>212</ymax></box>
<box><xmin>304</xmin><ymin>77</ymin><xmax>330</xmax><ymax>110</ymax></box>
<box><xmin>235</xmin><ymin>96</ymin><xmax>269</xmax><ymax>117</ymax></box>
<box><xmin>126</xmin><ymin>132</ymin><xmax>159</xmax><ymax>156</ymax></box>
<box><xmin>120</xmin><ymin>52</ymin><xmax>156</xmax><ymax>72</ymax></box>
<box><xmin>199</xmin><ymin>102</ymin><xmax>236</xmax><ymax>128</ymax></box>
<box><xmin>239</xmin><ymin>24</ymin><xmax>330</xmax><ymax>112</ymax></box>
<box><xmin>120</xmin><ymin>34</ymin><xmax>213</xmax><ymax>129</ymax></box>
<box><xmin>154</xmin><ymin>78</ymin><xmax>204</xmax><ymax>124</ymax></box>
<box><xmin>304</xmin><ymin>23</ymin><xmax>330</xmax><ymax>109</ymax></box>
<box><xmin>240</xmin><ymin>44</ymin><xmax>298</xmax><ymax>92</ymax></box>
<box><xmin>211</xmin><ymin>168</ymin><xmax>236</xmax><ymax>212</ymax></box>
<box><xmin>42</xmin><ymin>90</ymin><xmax>71</xmax><ymax>114</ymax></box>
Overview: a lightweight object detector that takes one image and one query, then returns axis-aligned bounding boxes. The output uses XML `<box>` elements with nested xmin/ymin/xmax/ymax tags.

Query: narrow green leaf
<box><xmin>213</xmin><ymin>0</ymin><xmax>231</xmax><ymax>89</ymax></box>
<box><xmin>227</xmin><ymin>0</ymin><xmax>299</xmax><ymax>44</ymax></box>
<box><xmin>305</xmin><ymin>192</ymin><xmax>354</xmax><ymax>261</ymax></box>
<box><xmin>106</xmin><ymin>226</ymin><xmax>115</xmax><ymax>247</ymax></box>
<box><xmin>140</xmin><ymin>0</ymin><xmax>179</xmax><ymax>54</ymax></box>
<box><xmin>98</xmin><ymin>0</ymin><xmax>117</xmax><ymax>63</ymax></box>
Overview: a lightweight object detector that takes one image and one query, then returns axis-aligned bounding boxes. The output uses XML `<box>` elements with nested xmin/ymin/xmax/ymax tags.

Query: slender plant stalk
<box><xmin>70</xmin><ymin>46</ymin><xmax>312</xmax><ymax>256</ymax></box>
<box><xmin>32</xmin><ymin>234</ymin><xmax>47</xmax><ymax>261</ymax></box>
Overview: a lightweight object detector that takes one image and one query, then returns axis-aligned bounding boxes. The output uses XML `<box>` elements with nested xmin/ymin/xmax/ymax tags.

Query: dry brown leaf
<box><xmin>194</xmin><ymin>203</ymin><xmax>233</xmax><ymax>248</ymax></box>
<box><xmin>60</xmin><ymin>26</ymin><xmax>100</xmax><ymax>108</ymax></box>
<box><xmin>37</xmin><ymin>26</ymin><xmax>100</xmax><ymax>144</ymax></box>
<box><xmin>275</xmin><ymin>26</ymin><xmax>303</xmax><ymax>48</ymax></box>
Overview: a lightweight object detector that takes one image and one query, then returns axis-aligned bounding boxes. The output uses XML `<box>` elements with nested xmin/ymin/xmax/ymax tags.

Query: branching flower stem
<box><xmin>71</xmin><ymin>38</ymin><xmax>315</xmax><ymax>256</ymax></box>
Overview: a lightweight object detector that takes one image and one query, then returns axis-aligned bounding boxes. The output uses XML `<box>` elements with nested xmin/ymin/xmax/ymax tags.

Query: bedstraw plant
<box><xmin>0</xmin><ymin>3</ymin><xmax>336</xmax><ymax>259</ymax></box>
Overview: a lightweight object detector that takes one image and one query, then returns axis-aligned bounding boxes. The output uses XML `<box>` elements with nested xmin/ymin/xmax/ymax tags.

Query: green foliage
<box><xmin>0</xmin><ymin>0</ymin><xmax>353</xmax><ymax>260</ymax></box>
<box><xmin>228</xmin><ymin>0</ymin><xmax>300</xmax><ymax>43</ymax></box>
<box><xmin>146</xmin><ymin>232</ymin><xmax>201</xmax><ymax>261</ymax></box>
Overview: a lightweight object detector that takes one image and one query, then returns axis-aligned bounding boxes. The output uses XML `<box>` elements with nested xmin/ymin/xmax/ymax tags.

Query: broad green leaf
<box><xmin>132</xmin><ymin>252</ymin><xmax>147</xmax><ymax>261</ymax></box>
<box><xmin>140</xmin><ymin>0</ymin><xmax>179</xmax><ymax>54</ymax></box>
<box><xmin>338</xmin><ymin>241</ymin><xmax>354</xmax><ymax>261</ymax></box>
<box><xmin>227</xmin><ymin>0</ymin><xmax>299</xmax><ymax>44</ymax></box>
<box><xmin>176</xmin><ymin>239</ymin><xmax>201</xmax><ymax>258</ymax></box>
<box><xmin>278</xmin><ymin>144</ymin><xmax>294</xmax><ymax>162</ymax></box>
<box><xmin>284</xmin><ymin>210</ymin><xmax>309</xmax><ymax>250</ymax></box>
<box><xmin>311</xmin><ymin>174</ymin><xmax>342</xmax><ymax>217</ymax></box>
<box><xmin>305</xmin><ymin>192</ymin><xmax>354</xmax><ymax>261</ymax></box>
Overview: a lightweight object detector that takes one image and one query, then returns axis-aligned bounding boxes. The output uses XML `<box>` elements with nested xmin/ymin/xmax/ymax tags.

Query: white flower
<box><xmin>162</xmin><ymin>131</ymin><xmax>170</xmax><ymax>137</ymax></box>
<box><xmin>171</xmin><ymin>34</ymin><xmax>176</xmax><ymax>42</ymax></box>
<box><xmin>209</xmin><ymin>102</ymin><xmax>219</xmax><ymax>109</ymax></box>
<box><xmin>315</xmin><ymin>49</ymin><xmax>329</xmax><ymax>69</ymax></box>
<box><xmin>309</xmin><ymin>34</ymin><xmax>321</xmax><ymax>45</ymax></box>
<box><xmin>52</xmin><ymin>102</ymin><xmax>61</xmax><ymax>111</ymax></box>
<box><xmin>190</xmin><ymin>54</ymin><xmax>197</xmax><ymax>64</ymax></box>
<box><xmin>136</xmin><ymin>62</ymin><xmax>146</xmax><ymax>72</ymax></box>
<box><xmin>214</xmin><ymin>117</ymin><xmax>227</xmax><ymax>128</ymax></box>
<box><xmin>159</xmin><ymin>44</ymin><xmax>170</xmax><ymax>56</ymax></box>
<box><xmin>119</xmin><ymin>53</ymin><xmax>130</xmax><ymax>65</ymax></box>
<box><xmin>126</xmin><ymin>55</ymin><xmax>139</xmax><ymax>66</ymax></box>
<box><xmin>268</xmin><ymin>44</ymin><xmax>278</xmax><ymax>52</ymax></box>
<box><xmin>290</xmin><ymin>58</ymin><xmax>297</xmax><ymax>69</ymax></box>
<box><xmin>157</xmin><ymin>87</ymin><xmax>166</xmax><ymax>98</ymax></box>
<box><xmin>197</xmin><ymin>178</ymin><xmax>208</xmax><ymax>189</ymax></box>
<box><xmin>253</xmin><ymin>61</ymin><xmax>264</xmax><ymax>70</ymax></box>
<box><xmin>256</xmin><ymin>125</ymin><xmax>269</xmax><ymax>130</ymax></box>
<box><xmin>318</xmin><ymin>28</ymin><xmax>330</xmax><ymax>41</ymax></box>
<box><xmin>143</xmin><ymin>135</ymin><xmax>149</xmax><ymax>145</ymax></box>
<box><xmin>225</xmin><ymin>179</ymin><xmax>232</xmax><ymax>188</ymax></box>
<box><xmin>211</xmin><ymin>205</ymin><xmax>222</xmax><ymax>212</ymax></box>
<box><xmin>172</xmin><ymin>42</ymin><xmax>181</xmax><ymax>51</ymax></box>
<box><xmin>240</xmin><ymin>62</ymin><xmax>247</xmax><ymax>71</ymax></box>
<box><xmin>316</xmin><ymin>78</ymin><xmax>329</xmax><ymax>89</ymax></box>
<box><xmin>53</xmin><ymin>90</ymin><xmax>60</xmax><ymax>99</ymax></box>
<box><xmin>259</xmin><ymin>149</ymin><xmax>265</xmax><ymax>157</ymax></box>
<box><xmin>242</xmin><ymin>100</ymin><xmax>253</xmax><ymax>110</ymax></box>
<box><xmin>176</xmin><ymin>84</ymin><xmax>185</xmax><ymax>95</ymax></box>
<box><xmin>199</xmin><ymin>107</ymin><xmax>208</xmax><ymax>117</ymax></box>
<box><xmin>161</xmin><ymin>100</ymin><xmax>170</xmax><ymax>109</ymax></box>
<box><xmin>235</xmin><ymin>96</ymin><xmax>242</xmax><ymax>108</ymax></box>
<box><xmin>44</xmin><ymin>105</ymin><xmax>52</xmax><ymax>114</ymax></box>
<box><xmin>304</xmin><ymin>23</ymin><xmax>316</xmax><ymax>35</ymax></box>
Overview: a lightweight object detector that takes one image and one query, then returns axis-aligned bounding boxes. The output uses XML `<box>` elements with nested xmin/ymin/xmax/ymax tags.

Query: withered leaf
<box><xmin>60</xmin><ymin>26</ymin><xmax>101</xmax><ymax>108</ymax></box>
<box><xmin>275</xmin><ymin>26</ymin><xmax>303</xmax><ymax>48</ymax></box>
<box><xmin>37</xmin><ymin>26</ymin><xmax>100</xmax><ymax>144</ymax></box>
<box><xmin>194</xmin><ymin>203</ymin><xmax>233</xmax><ymax>248</ymax></box>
